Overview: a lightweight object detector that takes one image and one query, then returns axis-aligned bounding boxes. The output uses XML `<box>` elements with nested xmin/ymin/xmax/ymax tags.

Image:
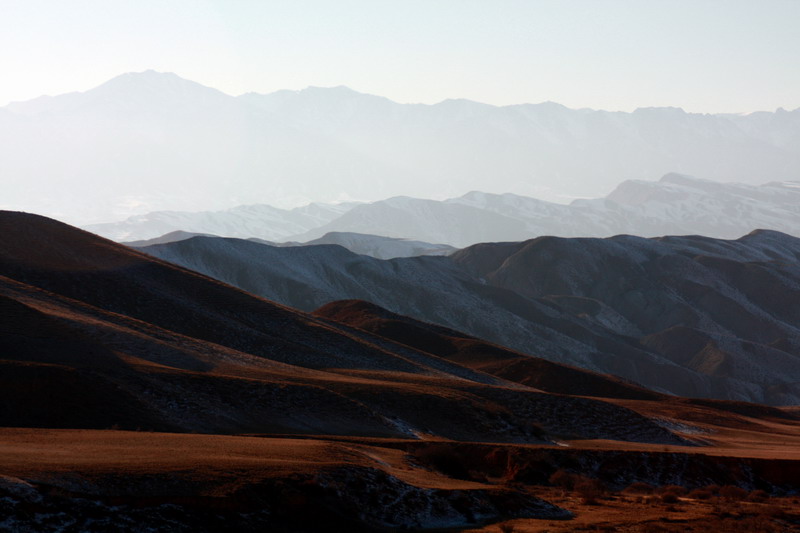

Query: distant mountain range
<box><xmin>88</xmin><ymin>173</ymin><xmax>800</xmax><ymax>248</ymax></box>
<box><xmin>288</xmin><ymin>232</ymin><xmax>455</xmax><ymax>259</ymax></box>
<box><xmin>89</xmin><ymin>201</ymin><xmax>356</xmax><ymax>243</ymax></box>
<box><xmin>2</xmin><ymin>70</ymin><xmax>799</xmax><ymax>224</ymax></box>
<box><xmin>123</xmin><ymin>230</ymin><xmax>455</xmax><ymax>260</ymax></box>
<box><xmin>141</xmin><ymin>229</ymin><xmax>800</xmax><ymax>405</ymax></box>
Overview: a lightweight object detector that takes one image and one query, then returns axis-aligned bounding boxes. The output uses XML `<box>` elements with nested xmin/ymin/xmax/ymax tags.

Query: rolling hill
<box><xmin>1</xmin><ymin>210</ymin><xmax>682</xmax><ymax>442</ymax></box>
<box><xmin>141</xmin><ymin>229</ymin><xmax>800</xmax><ymax>405</ymax></box>
<box><xmin>5</xmin><ymin>210</ymin><xmax>800</xmax><ymax>531</ymax></box>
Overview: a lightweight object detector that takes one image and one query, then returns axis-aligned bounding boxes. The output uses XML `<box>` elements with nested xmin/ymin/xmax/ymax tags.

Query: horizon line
<box><xmin>3</xmin><ymin>69</ymin><xmax>798</xmax><ymax>116</ymax></box>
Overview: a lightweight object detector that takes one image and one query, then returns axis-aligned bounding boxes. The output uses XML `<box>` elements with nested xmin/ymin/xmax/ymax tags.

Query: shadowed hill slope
<box><xmin>142</xmin><ymin>230</ymin><xmax>800</xmax><ymax>404</ymax></box>
<box><xmin>0</xmin><ymin>210</ymin><xmax>687</xmax><ymax>445</ymax></box>
<box><xmin>314</xmin><ymin>299</ymin><xmax>661</xmax><ymax>401</ymax></box>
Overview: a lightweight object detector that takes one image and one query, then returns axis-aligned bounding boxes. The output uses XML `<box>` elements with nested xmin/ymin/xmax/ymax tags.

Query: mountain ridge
<box><xmin>140</xmin><ymin>228</ymin><xmax>800</xmax><ymax>405</ymax></box>
<box><xmin>4</xmin><ymin>70</ymin><xmax>800</xmax><ymax>223</ymax></box>
<box><xmin>87</xmin><ymin>173</ymin><xmax>800</xmax><ymax>248</ymax></box>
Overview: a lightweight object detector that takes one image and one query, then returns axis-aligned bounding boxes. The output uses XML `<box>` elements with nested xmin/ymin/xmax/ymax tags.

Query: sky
<box><xmin>1</xmin><ymin>0</ymin><xmax>799</xmax><ymax>113</ymax></box>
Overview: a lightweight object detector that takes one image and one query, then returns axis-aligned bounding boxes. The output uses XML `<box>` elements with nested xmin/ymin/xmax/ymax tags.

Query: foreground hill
<box><xmin>89</xmin><ymin>174</ymin><xmax>800</xmax><ymax>247</ymax></box>
<box><xmin>0</xmin><ymin>210</ymin><xmax>683</xmax><ymax>443</ymax></box>
<box><xmin>142</xmin><ymin>230</ymin><xmax>800</xmax><ymax>404</ymax></box>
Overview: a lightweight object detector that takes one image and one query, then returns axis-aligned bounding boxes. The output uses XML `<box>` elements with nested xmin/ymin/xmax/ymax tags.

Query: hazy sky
<box><xmin>2</xmin><ymin>0</ymin><xmax>799</xmax><ymax>113</ymax></box>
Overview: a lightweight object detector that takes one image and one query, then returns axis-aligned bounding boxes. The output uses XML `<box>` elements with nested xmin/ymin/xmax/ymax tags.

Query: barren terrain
<box><xmin>3</xmin><ymin>426</ymin><xmax>800</xmax><ymax>531</ymax></box>
<box><xmin>2</xmin><ymin>211</ymin><xmax>800</xmax><ymax>531</ymax></box>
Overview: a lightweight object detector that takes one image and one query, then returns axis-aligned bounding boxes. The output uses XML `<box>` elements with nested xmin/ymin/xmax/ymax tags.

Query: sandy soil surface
<box><xmin>0</xmin><ymin>429</ymin><xmax>468</xmax><ymax>487</ymax></box>
<box><xmin>473</xmin><ymin>487</ymin><xmax>800</xmax><ymax>532</ymax></box>
<box><xmin>2</xmin><ymin>428</ymin><xmax>800</xmax><ymax>531</ymax></box>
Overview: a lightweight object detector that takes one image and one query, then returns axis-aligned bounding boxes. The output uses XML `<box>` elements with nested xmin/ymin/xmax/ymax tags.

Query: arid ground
<box><xmin>2</xmin><ymin>211</ymin><xmax>800</xmax><ymax>531</ymax></box>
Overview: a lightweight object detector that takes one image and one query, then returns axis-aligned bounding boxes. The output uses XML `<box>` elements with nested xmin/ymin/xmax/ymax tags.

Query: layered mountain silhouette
<box><xmin>0</xmin><ymin>210</ymin><xmax>690</xmax><ymax>443</ymax></box>
<box><xmin>124</xmin><ymin>230</ymin><xmax>455</xmax><ymax>260</ymax></box>
<box><xmin>140</xmin><ymin>229</ymin><xmax>800</xmax><ymax>405</ymax></box>
<box><xmin>287</xmin><ymin>231</ymin><xmax>455</xmax><ymax>259</ymax></box>
<box><xmin>88</xmin><ymin>173</ymin><xmax>800</xmax><ymax>247</ymax></box>
<box><xmin>89</xmin><ymin>202</ymin><xmax>357</xmax><ymax>243</ymax></box>
<box><xmin>3</xmin><ymin>70</ymin><xmax>799</xmax><ymax>224</ymax></box>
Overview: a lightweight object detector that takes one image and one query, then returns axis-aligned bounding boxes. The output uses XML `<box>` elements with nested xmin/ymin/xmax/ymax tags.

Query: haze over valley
<box><xmin>88</xmin><ymin>171</ymin><xmax>800</xmax><ymax>248</ymax></box>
